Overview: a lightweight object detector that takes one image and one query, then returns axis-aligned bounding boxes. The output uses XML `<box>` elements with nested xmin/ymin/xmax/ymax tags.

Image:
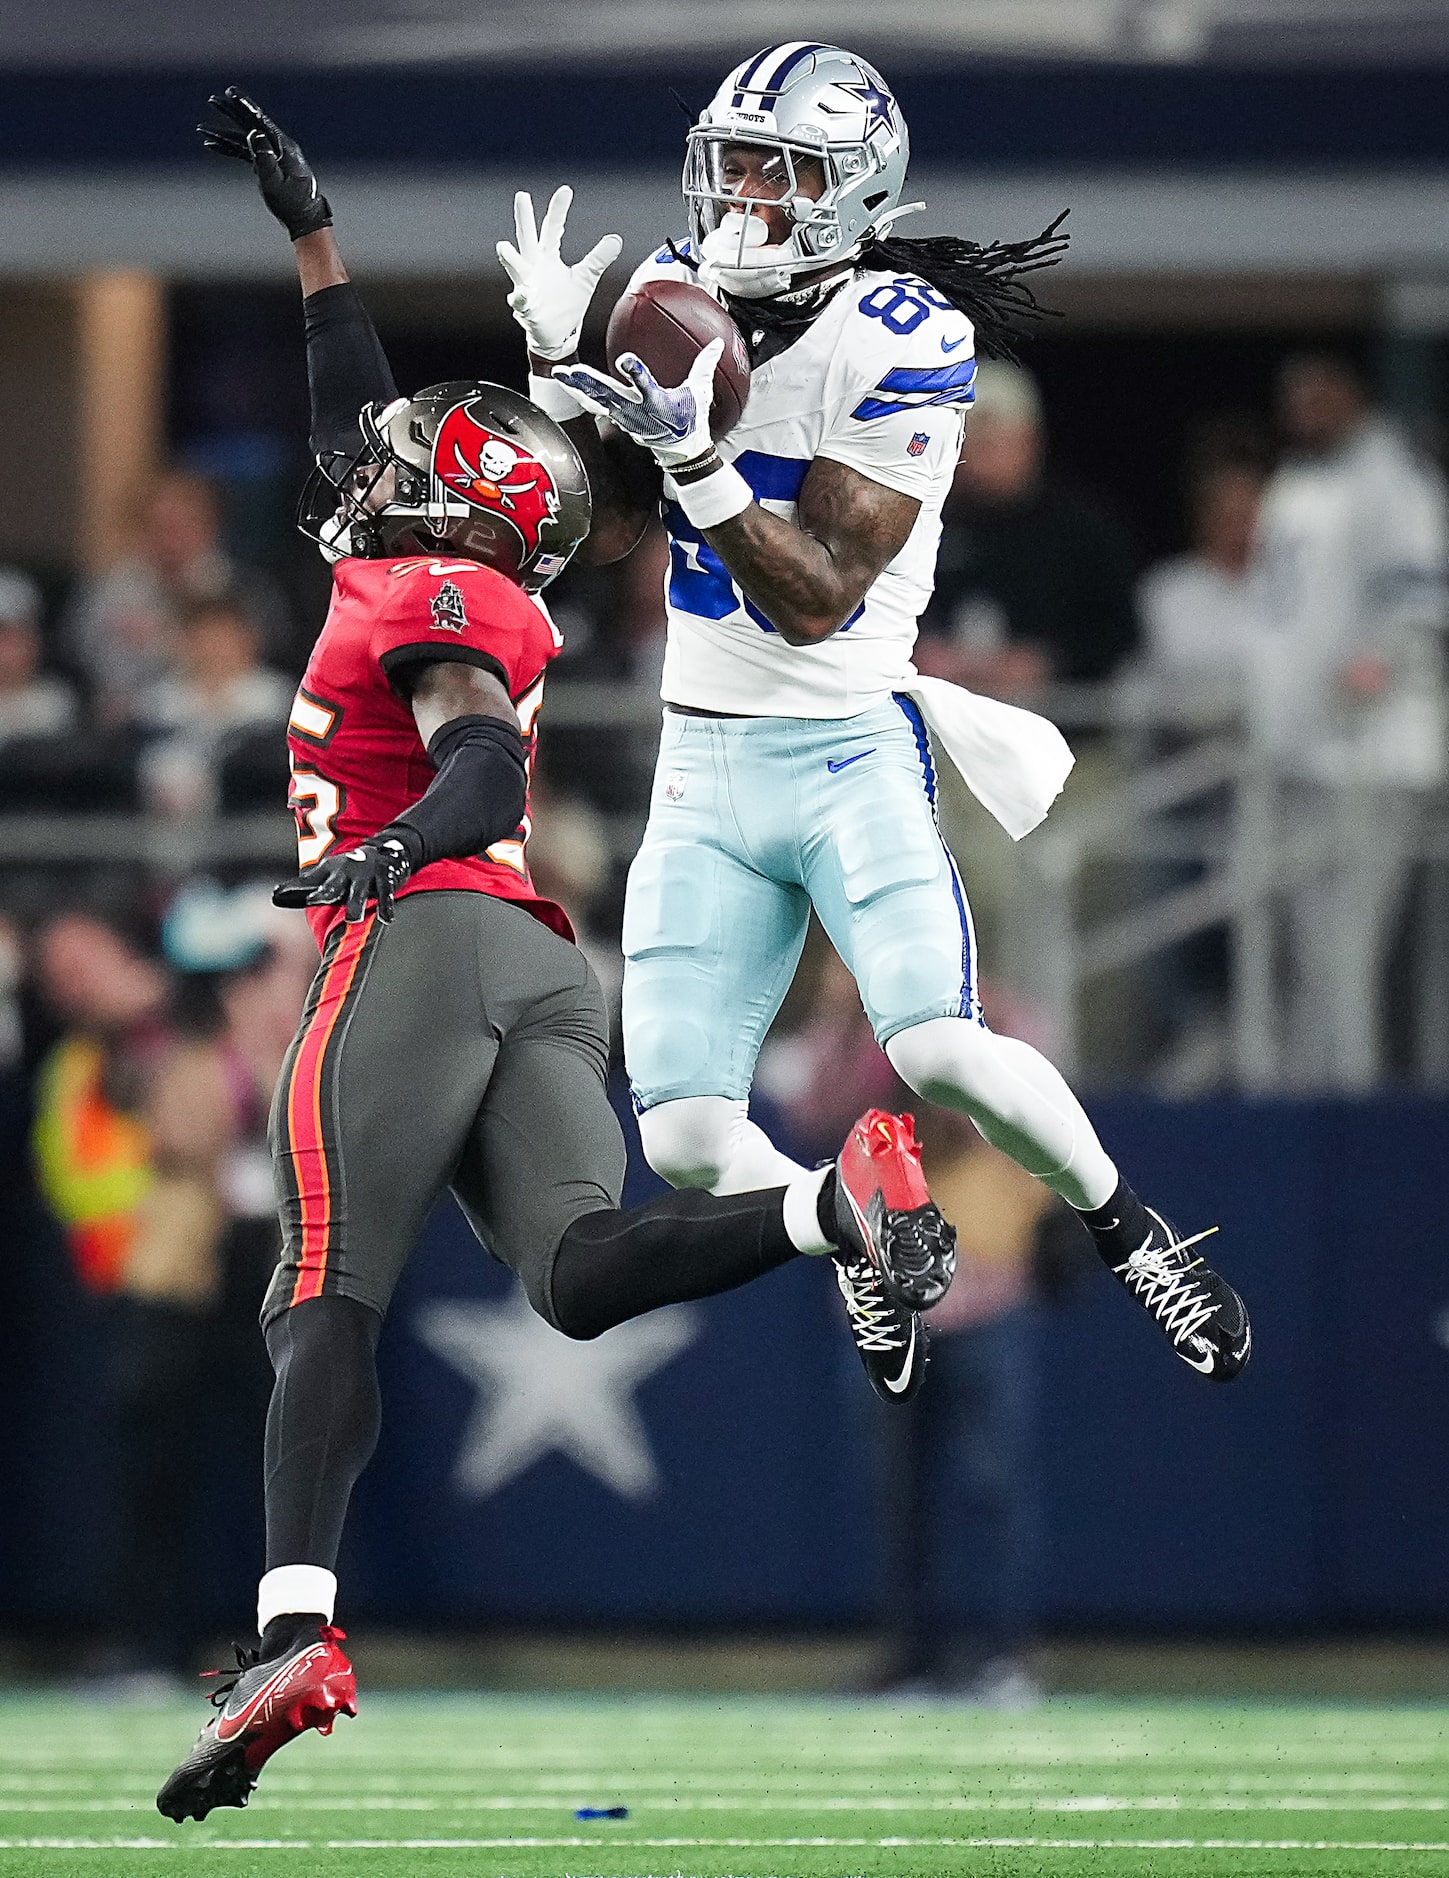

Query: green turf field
<box><xmin>1</xmin><ymin>1694</ymin><xmax>1447</xmax><ymax>1877</ymax></box>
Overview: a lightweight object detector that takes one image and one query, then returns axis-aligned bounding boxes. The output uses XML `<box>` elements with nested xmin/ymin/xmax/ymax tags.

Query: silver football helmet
<box><xmin>684</xmin><ymin>43</ymin><xmax>915</xmax><ymax>299</ymax></box>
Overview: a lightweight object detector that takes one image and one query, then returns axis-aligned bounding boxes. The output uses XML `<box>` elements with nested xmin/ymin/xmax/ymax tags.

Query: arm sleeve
<box><xmin>304</xmin><ymin>281</ymin><xmax>400</xmax><ymax>461</ymax></box>
<box><xmin>381</xmin><ymin>713</ymin><xmax>528</xmax><ymax>866</ymax></box>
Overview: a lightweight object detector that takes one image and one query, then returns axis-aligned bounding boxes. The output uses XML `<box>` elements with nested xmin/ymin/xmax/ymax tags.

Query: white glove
<box><xmin>553</xmin><ymin>339</ymin><xmax>722</xmax><ymax>468</ymax></box>
<box><xmin>495</xmin><ymin>185</ymin><xmax>622</xmax><ymax>361</ymax></box>
<box><xmin>554</xmin><ymin>340</ymin><xmax>752</xmax><ymax>531</ymax></box>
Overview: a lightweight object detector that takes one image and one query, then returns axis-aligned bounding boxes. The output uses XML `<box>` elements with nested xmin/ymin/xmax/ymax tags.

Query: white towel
<box><xmin>897</xmin><ymin>673</ymin><xmax>1074</xmax><ymax>840</ymax></box>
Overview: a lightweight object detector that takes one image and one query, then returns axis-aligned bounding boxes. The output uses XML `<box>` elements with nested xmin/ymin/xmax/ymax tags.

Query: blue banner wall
<box><xmin>7</xmin><ymin>1091</ymin><xmax>1448</xmax><ymax>1633</ymax></box>
<box><xmin>332</xmin><ymin>1092</ymin><xmax>1449</xmax><ymax>1631</ymax></box>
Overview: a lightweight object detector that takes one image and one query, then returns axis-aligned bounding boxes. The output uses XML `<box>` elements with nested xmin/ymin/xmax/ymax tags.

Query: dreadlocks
<box><xmin>858</xmin><ymin>212</ymin><xmax>1071</xmax><ymax>361</ymax></box>
<box><xmin>674</xmin><ymin>215</ymin><xmax>1071</xmax><ymax>360</ymax></box>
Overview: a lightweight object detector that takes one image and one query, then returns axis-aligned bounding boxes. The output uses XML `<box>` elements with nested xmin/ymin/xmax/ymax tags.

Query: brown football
<box><xmin>605</xmin><ymin>278</ymin><xmax>752</xmax><ymax>441</ymax></box>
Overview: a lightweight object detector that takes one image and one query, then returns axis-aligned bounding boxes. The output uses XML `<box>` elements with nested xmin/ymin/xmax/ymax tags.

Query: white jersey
<box><xmin>626</xmin><ymin>243</ymin><xmax>975</xmax><ymax>718</ymax></box>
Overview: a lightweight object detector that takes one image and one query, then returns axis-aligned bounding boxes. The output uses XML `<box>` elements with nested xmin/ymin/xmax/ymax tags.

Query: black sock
<box><xmin>263</xmin><ymin>1294</ymin><xmax>383</xmax><ymax>1575</ymax></box>
<box><xmin>1073</xmin><ymin>1179</ymin><xmax>1156</xmax><ymax>1269</ymax></box>
<box><xmin>259</xmin><ymin>1612</ymin><xmax>328</xmax><ymax>1659</ymax></box>
<box><xmin>551</xmin><ymin>1187</ymin><xmax>797</xmax><ymax>1341</ymax></box>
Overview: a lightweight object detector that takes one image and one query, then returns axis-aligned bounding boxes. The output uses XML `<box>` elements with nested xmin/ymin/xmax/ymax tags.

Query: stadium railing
<box><xmin>4</xmin><ymin>671</ymin><xmax>1446</xmax><ymax>1090</ymax></box>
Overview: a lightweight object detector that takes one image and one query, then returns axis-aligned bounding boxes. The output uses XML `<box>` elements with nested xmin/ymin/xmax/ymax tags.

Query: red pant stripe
<box><xmin>286</xmin><ymin>916</ymin><xmax>375</xmax><ymax>1307</ymax></box>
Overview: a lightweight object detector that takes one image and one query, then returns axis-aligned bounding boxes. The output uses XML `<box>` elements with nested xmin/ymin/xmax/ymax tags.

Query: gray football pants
<box><xmin>264</xmin><ymin>891</ymin><xmax>625</xmax><ymax>1329</ymax></box>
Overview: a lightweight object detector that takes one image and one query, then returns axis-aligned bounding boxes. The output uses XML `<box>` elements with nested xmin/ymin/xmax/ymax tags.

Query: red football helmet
<box><xmin>299</xmin><ymin>380</ymin><xmax>592</xmax><ymax>591</ymax></box>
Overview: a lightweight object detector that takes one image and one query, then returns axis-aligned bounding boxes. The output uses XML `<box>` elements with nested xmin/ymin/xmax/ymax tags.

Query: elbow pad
<box><xmin>381</xmin><ymin>714</ymin><xmax>528</xmax><ymax>868</ymax></box>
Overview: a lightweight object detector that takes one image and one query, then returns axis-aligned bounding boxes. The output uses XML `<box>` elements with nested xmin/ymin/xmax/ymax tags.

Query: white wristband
<box><xmin>669</xmin><ymin>460</ymin><xmax>753</xmax><ymax>532</ymax></box>
<box><xmin>528</xmin><ymin>372</ymin><xmax>586</xmax><ymax>424</ymax></box>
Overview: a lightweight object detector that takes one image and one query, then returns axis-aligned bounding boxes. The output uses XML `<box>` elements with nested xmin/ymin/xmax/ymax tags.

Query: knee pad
<box><xmin>636</xmin><ymin>1095</ymin><xmax>748</xmax><ymax>1190</ymax></box>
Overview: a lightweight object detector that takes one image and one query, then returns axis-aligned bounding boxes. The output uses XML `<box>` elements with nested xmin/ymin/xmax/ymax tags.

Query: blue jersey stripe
<box><xmin>851</xmin><ymin>383</ymin><xmax>977</xmax><ymax>422</ymax></box>
<box><xmin>731</xmin><ymin>450</ymin><xmax>810</xmax><ymax>503</ymax></box>
<box><xmin>878</xmin><ymin>359</ymin><xmax>979</xmax><ymax>395</ymax></box>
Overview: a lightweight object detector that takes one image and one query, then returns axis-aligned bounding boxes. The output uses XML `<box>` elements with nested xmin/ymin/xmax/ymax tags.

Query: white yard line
<box><xmin>5</xmin><ymin>1793</ymin><xmax>1449</xmax><ymax>1813</ymax></box>
<box><xmin>7</xmin><ymin>1834</ymin><xmax>1449</xmax><ymax>1853</ymax></box>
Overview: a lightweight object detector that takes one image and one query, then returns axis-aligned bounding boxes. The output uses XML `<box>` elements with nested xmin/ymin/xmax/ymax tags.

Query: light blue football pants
<box><xmin>622</xmin><ymin>697</ymin><xmax>1120</xmax><ymax>1216</ymax></box>
<box><xmin>623</xmin><ymin>697</ymin><xmax>977</xmax><ymax>1108</ymax></box>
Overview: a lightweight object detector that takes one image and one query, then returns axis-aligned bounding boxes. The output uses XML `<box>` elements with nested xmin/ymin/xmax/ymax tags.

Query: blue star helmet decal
<box><xmin>839</xmin><ymin>75</ymin><xmax>895</xmax><ymax>138</ymax></box>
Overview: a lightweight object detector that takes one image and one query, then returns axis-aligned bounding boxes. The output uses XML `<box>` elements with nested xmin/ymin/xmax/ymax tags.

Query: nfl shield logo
<box><xmin>907</xmin><ymin>431</ymin><xmax>928</xmax><ymax>458</ymax></box>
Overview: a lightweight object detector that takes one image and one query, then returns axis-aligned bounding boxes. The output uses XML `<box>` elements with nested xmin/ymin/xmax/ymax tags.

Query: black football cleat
<box><xmin>1110</xmin><ymin>1211</ymin><xmax>1252</xmax><ymax>1383</ymax></box>
<box><xmin>832</xmin><ymin>1108</ymin><xmax>957</xmax><ymax>1311</ymax></box>
<box><xmin>156</xmin><ymin>1624</ymin><xmax>356</xmax><ymax>1823</ymax></box>
<box><xmin>835</xmin><ymin>1253</ymin><xmax>929</xmax><ymax>1403</ymax></box>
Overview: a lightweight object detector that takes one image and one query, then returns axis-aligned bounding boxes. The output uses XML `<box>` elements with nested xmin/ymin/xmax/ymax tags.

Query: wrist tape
<box><xmin>666</xmin><ymin>452</ymin><xmax>752</xmax><ymax>531</ymax></box>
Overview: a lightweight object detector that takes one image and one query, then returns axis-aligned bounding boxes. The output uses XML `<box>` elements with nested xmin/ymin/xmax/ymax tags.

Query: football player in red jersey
<box><xmin>157</xmin><ymin>92</ymin><xmax>956</xmax><ymax>1823</ymax></box>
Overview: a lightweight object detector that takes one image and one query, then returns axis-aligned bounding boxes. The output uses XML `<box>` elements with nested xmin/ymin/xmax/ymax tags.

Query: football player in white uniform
<box><xmin>498</xmin><ymin>43</ymin><xmax>1251</xmax><ymax>1395</ymax></box>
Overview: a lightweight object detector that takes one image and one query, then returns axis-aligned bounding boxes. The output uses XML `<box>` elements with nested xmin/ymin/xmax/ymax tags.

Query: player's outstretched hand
<box><xmin>199</xmin><ymin>88</ymin><xmax>332</xmax><ymax>241</ymax></box>
<box><xmin>496</xmin><ymin>186</ymin><xmax>622</xmax><ymax>361</ymax></box>
<box><xmin>555</xmin><ymin>339</ymin><xmax>721</xmax><ymax>470</ymax></box>
<box><xmin>272</xmin><ymin>837</ymin><xmax>416</xmax><ymax>925</ymax></box>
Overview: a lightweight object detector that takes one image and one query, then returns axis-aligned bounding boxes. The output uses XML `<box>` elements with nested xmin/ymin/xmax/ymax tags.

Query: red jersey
<box><xmin>286</xmin><ymin>554</ymin><xmax>571</xmax><ymax>948</ymax></box>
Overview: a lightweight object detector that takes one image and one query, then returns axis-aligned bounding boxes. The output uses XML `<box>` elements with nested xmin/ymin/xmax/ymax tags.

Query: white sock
<box><xmin>782</xmin><ymin>1165</ymin><xmax>832</xmax><ymax>1255</ymax></box>
<box><xmin>887</xmin><ymin>1016</ymin><xmax>1118</xmax><ymax>1212</ymax></box>
<box><xmin>258</xmin><ymin>1564</ymin><xmax>337</xmax><ymax>1634</ymax></box>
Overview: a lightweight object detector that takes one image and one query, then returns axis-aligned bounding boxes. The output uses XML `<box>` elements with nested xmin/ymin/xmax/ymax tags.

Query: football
<box><xmin>605</xmin><ymin>278</ymin><xmax>752</xmax><ymax>440</ymax></box>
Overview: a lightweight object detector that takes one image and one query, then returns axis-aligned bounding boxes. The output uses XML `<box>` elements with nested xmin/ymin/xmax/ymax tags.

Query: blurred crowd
<box><xmin>0</xmin><ymin>883</ymin><xmax>313</xmax><ymax>1687</ymax></box>
<box><xmin>5</xmin><ymin>346</ymin><xmax>1444</xmax><ymax>1092</ymax></box>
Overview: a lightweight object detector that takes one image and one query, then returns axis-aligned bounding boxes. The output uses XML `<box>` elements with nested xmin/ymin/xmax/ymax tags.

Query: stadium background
<box><xmin>3</xmin><ymin>0</ymin><xmax>1449</xmax><ymax>1712</ymax></box>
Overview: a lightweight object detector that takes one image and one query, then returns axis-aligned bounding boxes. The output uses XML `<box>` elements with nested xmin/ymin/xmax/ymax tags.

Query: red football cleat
<box><xmin>832</xmin><ymin>1109</ymin><xmax>957</xmax><ymax>1312</ymax></box>
<box><xmin>157</xmin><ymin>1625</ymin><xmax>357</xmax><ymax>1822</ymax></box>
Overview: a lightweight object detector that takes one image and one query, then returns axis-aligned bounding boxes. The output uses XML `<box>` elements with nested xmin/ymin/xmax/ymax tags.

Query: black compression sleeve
<box><xmin>303</xmin><ymin>281</ymin><xmax>400</xmax><ymax>461</ymax></box>
<box><xmin>380</xmin><ymin>714</ymin><xmax>528</xmax><ymax>867</ymax></box>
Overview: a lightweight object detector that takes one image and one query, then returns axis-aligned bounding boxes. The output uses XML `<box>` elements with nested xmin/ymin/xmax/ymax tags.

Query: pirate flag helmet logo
<box><xmin>434</xmin><ymin>402</ymin><xmax>561</xmax><ymax>557</ymax></box>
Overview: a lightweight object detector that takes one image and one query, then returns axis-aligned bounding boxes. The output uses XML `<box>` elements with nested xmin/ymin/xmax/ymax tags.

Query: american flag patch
<box><xmin>907</xmin><ymin>431</ymin><xmax>929</xmax><ymax>457</ymax></box>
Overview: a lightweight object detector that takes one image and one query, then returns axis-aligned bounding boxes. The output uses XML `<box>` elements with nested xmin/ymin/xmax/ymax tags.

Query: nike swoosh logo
<box><xmin>940</xmin><ymin>334</ymin><xmax>970</xmax><ymax>354</ymax></box>
<box><xmin>882</xmin><ymin>1317</ymin><xmax>920</xmax><ymax>1393</ymax></box>
<box><xmin>214</xmin><ymin>1644</ymin><xmax>332</xmax><ymax>1742</ymax></box>
<box><xmin>1182</xmin><ymin>1343</ymin><xmax>1217</xmax><ymax>1375</ymax></box>
<box><xmin>827</xmin><ymin>749</ymin><xmax>874</xmax><ymax>773</ymax></box>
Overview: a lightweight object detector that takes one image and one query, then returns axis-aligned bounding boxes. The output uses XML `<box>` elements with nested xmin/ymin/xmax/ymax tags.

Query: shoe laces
<box><xmin>203</xmin><ymin>1642</ymin><xmax>261</xmax><ymax>1709</ymax></box>
<box><xmin>1114</xmin><ymin>1225</ymin><xmax>1220</xmax><ymax>1346</ymax></box>
<box><xmin>201</xmin><ymin>1623</ymin><xmax>347</xmax><ymax>1708</ymax></box>
<box><xmin>836</xmin><ymin>1257</ymin><xmax>910</xmax><ymax>1353</ymax></box>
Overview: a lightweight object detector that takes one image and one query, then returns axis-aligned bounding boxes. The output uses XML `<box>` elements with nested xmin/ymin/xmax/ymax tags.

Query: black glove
<box><xmin>272</xmin><ymin>833</ymin><xmax>419</xmax><ymax>925</ymax></box>
<box><xmin>199</xmin><ymin>87</ymin><xmax>332</xmax><ymax>240</ymax></box>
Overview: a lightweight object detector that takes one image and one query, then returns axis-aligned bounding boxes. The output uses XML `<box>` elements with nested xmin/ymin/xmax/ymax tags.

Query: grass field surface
<box><xmin>1</xmin><ymin>1693</ymin><xmax>1446</xmax><ymax>1877</ymax></box>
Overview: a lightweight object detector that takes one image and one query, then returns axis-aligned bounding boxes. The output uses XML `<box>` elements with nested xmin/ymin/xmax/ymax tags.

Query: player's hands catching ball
<box><xmin>273</xmin><ymin>835</ymin><xmax>419</xmax><ymax>925</ymax></box>
<box><xmin>199</xmin><ymin>88</ymin><xmax>332</xmax><ymax>240</ymax></box>
<box><xmin>555</xmin><ymin>339</ymin><xmax>723</xmax><ymax>471</ymax></box>
<box><xmin>496</xmin><ymin>187</ymin><xmax>622</xmax><ymax>362</ymax></box>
